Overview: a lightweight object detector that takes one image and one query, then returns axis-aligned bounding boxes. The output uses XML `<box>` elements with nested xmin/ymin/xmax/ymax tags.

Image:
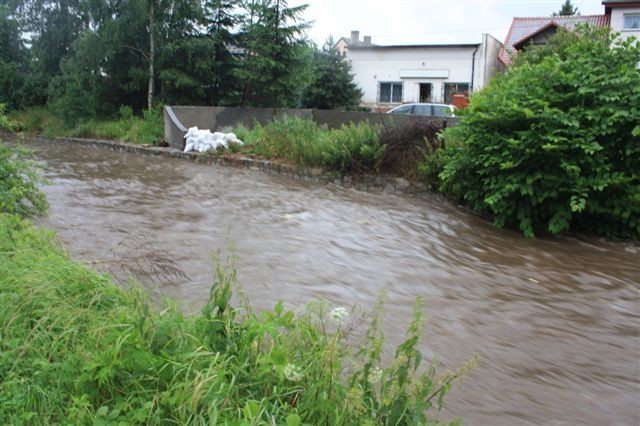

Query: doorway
<box><xmin>419</xmin><ymin>83</ymin><xmax>432</xmax><ymax>102</ymax></box>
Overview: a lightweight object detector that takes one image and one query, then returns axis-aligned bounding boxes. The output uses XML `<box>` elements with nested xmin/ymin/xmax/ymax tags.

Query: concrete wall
<box><xmin>164</xmin><ymin>106</ymin><xmax>458</xmax><ymax>149</ymax></box>
<box><xmin>476</xmin><ymin>33</ymin><xmax>505</xmax><ymax>91</ymax></box>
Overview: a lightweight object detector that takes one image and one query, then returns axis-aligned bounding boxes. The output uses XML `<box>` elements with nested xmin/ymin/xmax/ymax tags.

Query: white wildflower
<box><xmin>329</xmin><ymin>306</ymin><xmax>349</xmax><ymax>324</ymax></box>
<box><xmin>367</xmin><ymin>366</ymin><xmax>383</xmax><ymax>384</ymax></box>
<box><xmin>284</xmin><ymin>363</ymin><xmax>304</xmax><ymax>382</ymax></box>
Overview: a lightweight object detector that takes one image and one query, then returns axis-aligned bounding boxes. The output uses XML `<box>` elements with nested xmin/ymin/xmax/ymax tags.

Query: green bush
<box><xmin>0</xmin><ymin>215</ymin><xmax>468</xmax><ymax>425</ymax></box>
<box><xmin>240</xmin><ymin>115</ymin><xmax>323</xmax><ymax>163</ymax></box>
<box><xmin>321</xmin><ymin>121</ymin><xmax>385</xmax><ymax>173</ymax></box>
<box><xmin>0</xmin><ymin>145</ymin><xmax>47</xmax><ymax>217</ymax></box>
<box><xmin>0</xmin><ymin>104</ymin><xmax>17</xmax><ymax>132</ymax></box>
<box><xmin>9</xmin><ymin>107</ymin><xmax>65</xmax><ymax>135</ymax></box>
<box><xmin>440</xmin><ymin>27</ymin><xmax>640</xmax><ymax>238</ymax></box>
<box><xmin>238</xmin><ymin>116</ymin><xmax>385</xmax><ymax>173</ymax></box>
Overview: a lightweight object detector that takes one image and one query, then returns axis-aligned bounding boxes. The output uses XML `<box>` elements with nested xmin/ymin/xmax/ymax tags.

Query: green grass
<box><xmin>9</xmin><ymin>107</ymin><xmax>164</xmax><ymax>145</ymax></box>
<box><xmin>235</xmin><ymin>116</ymin><xmax>386</xmax><ymax>173</ymax></box>
<box><xmin>0</xmin><ymin>214</ymin><xmax>469</xmax><ymax>424</ymax></box>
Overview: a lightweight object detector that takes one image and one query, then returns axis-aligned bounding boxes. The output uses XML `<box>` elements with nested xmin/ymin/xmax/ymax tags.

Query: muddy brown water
<box><xmin>19</xmin><ymin>141</ymin><xmax>640</xmax><ymax>425</ymax></box>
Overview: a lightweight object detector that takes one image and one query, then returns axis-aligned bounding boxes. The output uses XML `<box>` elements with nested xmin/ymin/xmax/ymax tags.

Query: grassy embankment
<box><xmin>0</xmin><ymin>136</ymin><xmax>468</xmax><ymax>424</ymax></box>
<box><xmin>8</xmin><ymin>106</ymin><xmax>164</xmax><ymax>146</ymax></box>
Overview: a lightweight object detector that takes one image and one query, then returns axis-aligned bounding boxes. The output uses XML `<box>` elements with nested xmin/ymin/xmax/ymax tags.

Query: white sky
<box><xmin>293</xmin><ymin>0</ymin><xmax>605</xmax><ymax>46</ymax></box>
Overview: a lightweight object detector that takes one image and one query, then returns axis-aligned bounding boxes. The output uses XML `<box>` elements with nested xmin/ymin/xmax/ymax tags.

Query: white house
<box><xmin>340</xmin><ymin>32</ymin><xmax>503</xmax><ymax>110</ymax></box>
<box><xmin>603</xmin><ymin>0</ymin><xmax>640</xmax><ymax>41</ymax></box>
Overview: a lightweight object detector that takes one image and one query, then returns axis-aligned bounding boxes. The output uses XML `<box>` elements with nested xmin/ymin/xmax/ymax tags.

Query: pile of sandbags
<box><xmin>183</xmin><ymin>127</ymin><xmax>244</xmax><ymax>153</ymax></box>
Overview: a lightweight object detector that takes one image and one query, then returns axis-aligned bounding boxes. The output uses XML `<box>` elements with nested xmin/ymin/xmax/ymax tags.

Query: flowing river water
<box><xmin>23</xmin><ymin>141</ymin><xmax>640</xmax><ymax>425</ymax></box>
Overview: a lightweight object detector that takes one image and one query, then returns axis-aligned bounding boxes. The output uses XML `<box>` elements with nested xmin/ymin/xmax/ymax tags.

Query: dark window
<box><xmin>379</xmin><ymin>82</ymin><xmax>403</xmax><ymax>103</ymax></box>
<box><xmin>444</xmin><ymin>83</ymin><xmax>470</xmax><ymax>104</ymax></box>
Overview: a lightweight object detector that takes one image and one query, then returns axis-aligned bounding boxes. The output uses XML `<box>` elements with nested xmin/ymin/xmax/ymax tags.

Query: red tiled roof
<box><xmin>499</xmin><ymin>14</ymin><xmax>610</xmax><ymax>65</ymax></box>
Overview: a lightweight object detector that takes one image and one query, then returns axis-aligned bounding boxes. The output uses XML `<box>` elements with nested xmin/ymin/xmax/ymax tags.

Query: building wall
<box><xmin>346</xmin><ymin>35</ymin><xmax>502</xmax><ymax>110</ymax></box>
<box><xmin>610</xmin><ymin>7</ymin><xmax>640</xmax><ymax>41</ymax></box>
<box><xmin>476</xmin><ymin>33</ymin><xmax>504</xmax><ymax>92</ymax></box>
<box><xmin>348</xmin><ymin>46</ymin><xmax>479</xmax><ymax>108</ymax></box>
<box><xmin>335</xmin><ymin>38</ymin><xmax>349</xmax><ymax>57</ymax></box>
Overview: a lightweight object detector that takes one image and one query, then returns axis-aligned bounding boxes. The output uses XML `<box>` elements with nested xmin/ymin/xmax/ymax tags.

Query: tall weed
<box><xmin>0</xmin><ymin>145</ymin><xmax>47</xmax><ymax>217</ymax></box>
<box><xmin>237</xmin><ymin>116</ymin><xmax>385</xmax><ymax>173</ymax></box>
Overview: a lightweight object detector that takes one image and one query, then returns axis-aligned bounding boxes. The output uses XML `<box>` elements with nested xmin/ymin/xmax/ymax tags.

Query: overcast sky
<box><xmin>292</xmin><ymin>0</ymin><xmax>605</xmax><ymax>46</ymax></box>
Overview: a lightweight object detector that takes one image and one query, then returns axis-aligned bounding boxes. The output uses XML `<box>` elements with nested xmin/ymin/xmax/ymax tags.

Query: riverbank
<box><xmin>2</xmin><ymin>131</ymin><xmax>427</xmax><ymax>195</ymax></box>
<box><xmin>6</xmin><ymin>138</ymin><xmax>640</xmax><ymax>425</ymax></box>
<box><xmin>0</xmin><ymin>213</ymin><xmax>464</xmax><ymax>424</ymax></box>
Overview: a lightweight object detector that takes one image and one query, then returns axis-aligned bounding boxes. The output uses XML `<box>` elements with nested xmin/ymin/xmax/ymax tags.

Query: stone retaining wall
<box><xmin>2</xmin><ymin>132</ymin><xmax>428</xmax><ymax>195</ymax></box>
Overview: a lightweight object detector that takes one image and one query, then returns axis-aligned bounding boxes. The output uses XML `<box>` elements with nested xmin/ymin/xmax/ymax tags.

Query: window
<box><xmin>389</xmin><ymin>104</ymin><xmax>413</xmax><ymax>114</ymax></box>
<box><xmin>623</xmin><ymin>14</ymin><xmax>640</xmax><ymax>30</ymax></box>
<box><xmin>412</xmin><ymin>104</ymin><xmax>432</xmax><ymax>115</ymax></box>
<box><xmin>379</xmin><ymin>82</ymin><xmax>402</xmax><ymax>103</ymax></box>
<box><xmin>444</xmin><ymin>83</ymin><xmax>470</xmax><ymax>104</ymax></box>
<box><xmin>432</xmin><ymin>105</ymin><xmax>454</xmax><ymax>117</ymax></box>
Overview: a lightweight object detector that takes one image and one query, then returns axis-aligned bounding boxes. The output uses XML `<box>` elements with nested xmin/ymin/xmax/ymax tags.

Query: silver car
<box><xmin>387</xmin><ymin>103</ymin><xmax>456</xmax><ymax>117</ymax></box>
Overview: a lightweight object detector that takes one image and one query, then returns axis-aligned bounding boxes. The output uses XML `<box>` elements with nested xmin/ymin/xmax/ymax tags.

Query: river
<box><xmin>25</xmin><ymin>141</ymin><xmax>640</xmax><ymax>425</ymax></box>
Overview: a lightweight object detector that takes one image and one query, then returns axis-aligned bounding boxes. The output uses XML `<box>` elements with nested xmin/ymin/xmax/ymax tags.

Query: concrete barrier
<box><xmin>164</xmin><ymin>106</ymin><xmax>458</xmax><ymax>149</ymax></box>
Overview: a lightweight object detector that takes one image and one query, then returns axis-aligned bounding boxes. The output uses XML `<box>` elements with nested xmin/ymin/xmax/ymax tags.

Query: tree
<box><xmin>300</xmin><ymin>38</ymin><xmax>363</xmax><ymax>110</ymax></box>
<box><xmin>439</xmin><ymin>27</ymin><xmax>640</xmax><ymax>239</ymax></box>
<box><xmin>236</xmin><ymin>0</ymin><xmax>312</xmax><ymax>107</ymax></box>
<box><xmin>553</xmin><ymin>0</ymin><xmax>578</xmax><ymax>16</ymax></box>
<box><xmin>20</xmin><ymin>0</ymin><xmax>88</xmax><ymax>79</ymax></box>
<box><xmin>0</xmin><ymin>3</ymin><xmax>28</xmax><ymax>108</ymax></box>
<box><xmin>203</xmin><ymin>0</ymin><xmax>241</xmax><ymax>105</ymax></box>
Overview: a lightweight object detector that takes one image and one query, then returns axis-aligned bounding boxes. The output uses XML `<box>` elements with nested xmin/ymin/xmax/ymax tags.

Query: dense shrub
<box><xmin>439</xmin><ymin>27</ymin><xmax>640</xmax><ymax>238</ymax></box>
<box><xmin>0</xmin><ymin>144</ymin><xmax>47</xmax><ymax>217</ymax></box>
<box><xmin>0</xmin><ymin>215</ymin><xmax>468</xmax><ymax>425</ymax></box>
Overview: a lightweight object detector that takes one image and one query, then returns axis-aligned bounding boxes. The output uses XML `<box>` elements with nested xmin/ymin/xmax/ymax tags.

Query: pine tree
<box><xmin>204</xmin><ymin>0</ymin><xmax>240</xmax><ymax>105</ymax></box>
<box><xmin>300</xmin><ymin>38</ymin><xmax>363</xmax><ymax>110</ymax></box>
<box><xmin>553</xmin><ymin>0</ymin><xmax>579</xmax><ymax>16</ymax></box>
<box><xmin>236</xmin><ymin>0</ymin><xmax>312</xmax><ymax>107</ymax></box>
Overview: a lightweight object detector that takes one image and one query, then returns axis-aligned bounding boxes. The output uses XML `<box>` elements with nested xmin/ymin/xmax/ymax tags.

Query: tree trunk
<box><xmin>148</xmin><ymin>0</ymin><xmax>155</xmax><ymax>111</ymax></box>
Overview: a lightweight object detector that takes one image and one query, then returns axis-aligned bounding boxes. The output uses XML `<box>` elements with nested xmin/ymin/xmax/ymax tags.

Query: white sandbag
<box><xmin>183</xmin><ymin>127</ymin><xmax>244</xmax><ymax>152</ymax></box>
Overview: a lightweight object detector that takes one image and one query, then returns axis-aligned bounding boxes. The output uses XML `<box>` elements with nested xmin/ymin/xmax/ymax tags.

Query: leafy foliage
<box><xmin>0</xmin><ymin>144</ymin><xmax>47</xmax><ymax>217</ymax></box>
<box><xmin>0</xmin><ymin>104</ymin><xmax>17</xmax><ymax>132</ymax></box>
<box><xmin>0</xmin><ymin>215</ymin><xmax>468</xmax><ymax>424</ymax></box>
<box><xmin>439</xmin><ymin>27</ymin><xmax>640</xmax><ymax>238</ymax></box>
